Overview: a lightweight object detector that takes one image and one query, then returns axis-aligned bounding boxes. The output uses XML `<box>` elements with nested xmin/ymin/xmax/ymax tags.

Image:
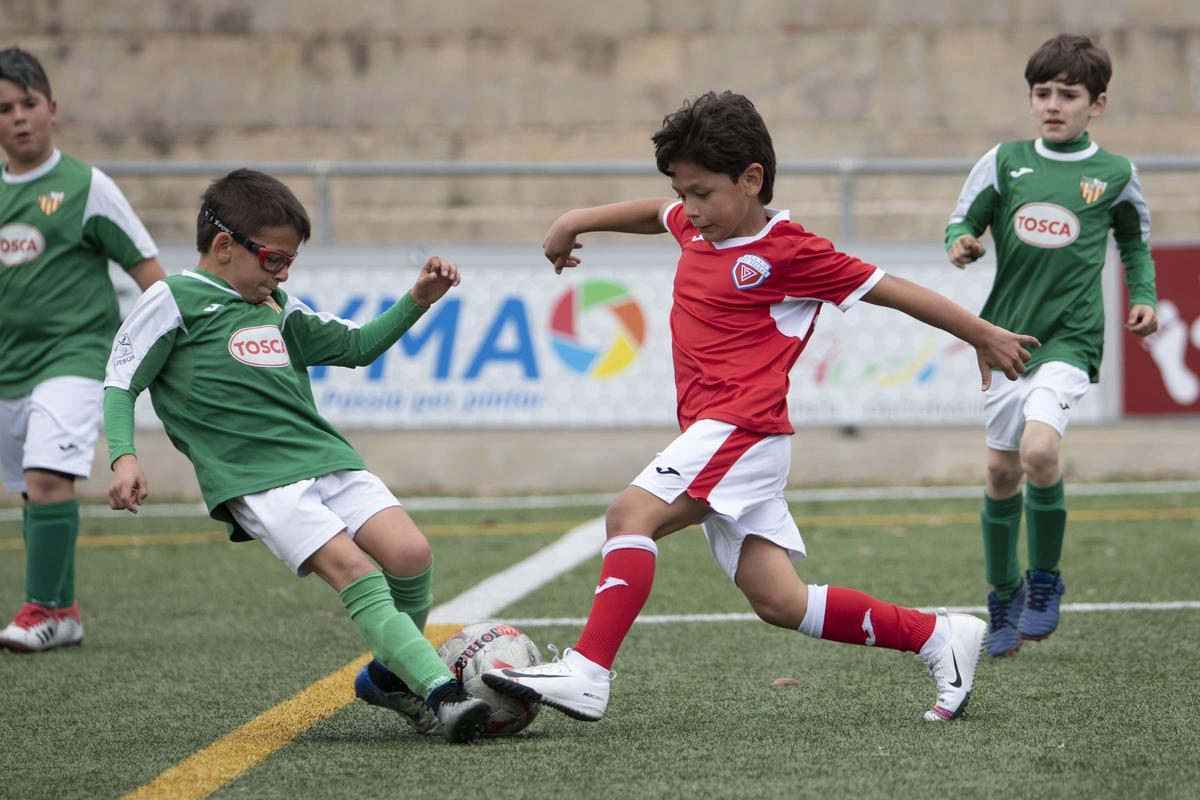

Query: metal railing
<box><xmin>95</xmin><ymin>156</ymin><xmax>1200</xmax><ymax>244</ymax></box>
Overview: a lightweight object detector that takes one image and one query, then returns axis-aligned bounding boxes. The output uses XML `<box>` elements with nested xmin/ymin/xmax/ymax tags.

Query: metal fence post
<box><xmin>313</xmin><ymin>162</ymin><xmax>332</xmax><ymax>245</ymax></box>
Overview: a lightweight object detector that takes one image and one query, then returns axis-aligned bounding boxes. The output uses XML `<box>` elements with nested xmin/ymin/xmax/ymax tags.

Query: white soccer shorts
<box><xmin>225</xmin><ymin>470</ymin><xmax>401</xmax><ymax>577</ymax></box>
<box><xmin>0</xmin><ymin>375</ymin><xmax>103</xmax><ymax>493</ymax></box>
<box><xmin>984</xmin><ymin>360</ymin><xmax>1093</xmax><ymax>451</ymax></box>
<box><xmin>631</xmin><ymin>418</ymin><xmax>805</xmax><ymax>581</ymax></box>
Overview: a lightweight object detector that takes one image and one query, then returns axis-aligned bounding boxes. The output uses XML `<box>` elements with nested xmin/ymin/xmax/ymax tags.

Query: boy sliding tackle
<box><xmin>105</xmin><ymin>169</ymin><xmax>490</xmax><ymax>743</ymax></box>
<box><xmin>946</xmin><ymin>34</ymin><xmax>1157</xmax><ymax>656</ymax></box>
<box><xmin>485</xmin><ymin>91</ymin><xmax>1039</xmax><ymax>723</ymax></box>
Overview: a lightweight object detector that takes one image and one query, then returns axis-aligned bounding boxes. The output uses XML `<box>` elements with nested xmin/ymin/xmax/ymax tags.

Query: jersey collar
<box><xmin>711</xmin><ymin>208</ymin><xmax>790</xmax><ymax>250</ymax></box>
<box><xmin>1034</xmin><ymin>137</ymin><xmax>1099</xmax><ymax>162</ymax></box>
<box><xmin>184</xmin><ymin>268</ymin><xmax>244</xmax><ymax>298</ymax></box>
<box><xmin>1</xmin><ymin>148</ymin><xmax>62</xmax><ymax>184</ymax></box>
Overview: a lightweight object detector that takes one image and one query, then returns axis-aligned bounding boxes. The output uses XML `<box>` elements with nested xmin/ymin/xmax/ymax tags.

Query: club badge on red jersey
<box><xmin>732</xmin><ymin>254</ymin><xmax>772</xmax><ymax>290</ymax></box>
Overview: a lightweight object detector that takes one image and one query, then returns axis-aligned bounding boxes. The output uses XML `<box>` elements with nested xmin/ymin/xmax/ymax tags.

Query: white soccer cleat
<box><xmin>0</xmin><ymin>603</ymin><xmax>58</xmax><ymax>652</ymax></box>
<box><xmin>50</xmin><ymin>602</ymin><xmax>84</xmax><ymax>649</ymax></box>
<box><xmin>481</xmin><ymin>647</ymin><xmax>611</xmax><ymax>722</ymax></box>
<box><xmin>920</xmin><ymin>609</ymin><xmax>987</xmax><ymax>722</ymax></box>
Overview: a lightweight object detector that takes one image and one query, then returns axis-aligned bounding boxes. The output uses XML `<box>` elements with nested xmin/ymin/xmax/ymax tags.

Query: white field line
<box><xmin>502</xmin><ymin>601</ymin><xmax>1200</xmax><ymax>629</ymax></box>
<box><xmin>427</xmin><ymin>517</ymin><xmax>606</xmax><ymax>623</ymax></box>
<box><xmin>3</xmin><ymin>479</ymin><xmax>1198</xmax><ymax>522</ymax></box>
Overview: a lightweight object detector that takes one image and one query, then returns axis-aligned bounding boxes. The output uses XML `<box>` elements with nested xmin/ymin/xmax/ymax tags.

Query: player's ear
<box><xmin>740</xmin><ymin>163</ymin><xmax>763</xmax><ymax>197</ymax></box>
<box><xmin>213</xmin><ymin>231</ymin><xmax>235</xmax><ymax>263</ymax></box>
<box><xmin>1090</xmin><ymin>91</ymin><xmax>1107</xmax><ymax>117</ymax></box>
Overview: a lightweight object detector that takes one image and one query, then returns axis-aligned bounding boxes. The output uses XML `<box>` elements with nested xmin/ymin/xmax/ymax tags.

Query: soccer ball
<box><xmin>438</xmin><ymin>621</ymin><xmax>543</xmax><ymax>737</ymax></box>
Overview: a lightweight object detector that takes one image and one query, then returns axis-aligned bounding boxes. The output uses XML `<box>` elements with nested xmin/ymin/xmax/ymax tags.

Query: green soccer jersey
<box><xmin>104</xmin><ymin>269</ymin><xmax>428</xmax><ymax>539</ymax></box>
<box><xmin>945</xmin><ymin>134</ymin><xmax>1156</xmax><ymax>381</ymax></box>
<box><xmin>0</xmin><ymin>149</ymin><xmax>157</xmax><ymax>397</ymax></box>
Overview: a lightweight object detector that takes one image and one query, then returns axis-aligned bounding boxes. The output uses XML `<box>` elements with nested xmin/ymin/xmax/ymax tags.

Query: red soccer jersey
<box><xmin>662</xmin><ymin>201</ymin><xmax>884</xmax><ymax>434</ymax></box>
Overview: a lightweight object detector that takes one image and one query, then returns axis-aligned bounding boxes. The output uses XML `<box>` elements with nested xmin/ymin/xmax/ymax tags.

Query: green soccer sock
<box><xmin>340</xmin><ymin>571</ymin><xmax>453</xmax><ymax>698</ymax></box>
<box><xmin>385</xmin><ymin>562</ymin><xmax>434</xmax><ymax>634</ymax></box>
<box><xmin>981</xmin><ymin>492</ymin><xmax>1023</xmax><ymax>598</ymax></box>
<box><xmin>58</xmin><ymin>556</ymin><xmax>76</xmax><ymax>607</ymax></box>
<box><xmin>1026</xmin><ymin>478</ymin><xmax>1067</xmax><ymax>574</ymax></box>
<box><xmin>24</xmin><ymin>500</ymin><xmax>80</xmax><ymax>608</ymax></box>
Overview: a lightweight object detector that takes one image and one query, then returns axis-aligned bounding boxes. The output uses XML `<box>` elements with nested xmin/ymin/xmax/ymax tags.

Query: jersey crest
<box><xmin>38</xmin><ymin>191</ymin><xmax>65</xmax><ymax>215</ymax></box>
<box><xmin>732</xmin><ymin>254</ymin><xmax>772</xmax><ymax>290</ymax></box>
<box><xmin>1079</xmin><ymin>175</ymin><xmax>1108</xmax><ymax>205</ymax></box>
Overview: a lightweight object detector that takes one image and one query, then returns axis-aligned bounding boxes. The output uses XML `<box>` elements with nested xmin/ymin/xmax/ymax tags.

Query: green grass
<box><xmin>1</xmin><ymin>490</ymin><xmax>1198</xmax><ymax>799</ymax></box>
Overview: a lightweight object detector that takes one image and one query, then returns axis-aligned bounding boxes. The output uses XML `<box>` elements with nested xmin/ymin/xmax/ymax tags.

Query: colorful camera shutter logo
<box><xmin>549</xmin><ymin>280</ymin><xmax>646</xmax><ymax>377</ymax></box>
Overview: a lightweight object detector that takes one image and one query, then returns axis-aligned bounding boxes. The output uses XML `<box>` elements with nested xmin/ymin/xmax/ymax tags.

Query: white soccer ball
<box><xmin>438</xmin><ymin>621</ymin><xmax>543</xmax><ymax>737</ymax></box>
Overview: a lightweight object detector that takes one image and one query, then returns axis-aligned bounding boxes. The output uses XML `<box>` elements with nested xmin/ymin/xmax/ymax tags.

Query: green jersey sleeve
<box><xmin>281</xmin><ymin>292</ymin><xmax>428</xmax><ymax>367</ymax></box>
<box><xmin>103</xmin><ymin>281</ymin><xmax>184</xmax><ymax>461</ymax></box>
<box><xmin>1110</xmin><ymin>164</ymin><xmax>1157</xmax><ymax>308</ymax></box>
<box><xmin>81</xmin><ymin>167</ymin><xmax>157</xmax><ymax>269</ymax></box>
<box><xmin>946</xmin><ymin>145</ymin><xmax>1000</xmax><ymax>248</ymax></box>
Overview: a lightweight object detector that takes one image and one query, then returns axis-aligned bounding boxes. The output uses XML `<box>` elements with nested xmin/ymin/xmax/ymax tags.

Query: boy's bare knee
<box><xmin>604</xmin><ymin>486</ymin><xmax>664</xmax><ymax>536</ymax></box>
<box><xmin>985</xmin><ymin>460</ymin><xmax>1022</xmax><ymax>495</ymax></box>
<box><xmin>748</xmin><ymin>593</ymin><xmax>804</xmax><ymax>629</ymax></box>
<box><xmin>1020</xmin><ymin>449</ymin><xmax>1059</xmax><ymax>484</ymax></box>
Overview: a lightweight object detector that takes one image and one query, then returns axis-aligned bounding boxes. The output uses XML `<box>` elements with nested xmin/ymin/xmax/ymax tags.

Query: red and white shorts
<box><xmin>631</xmin><ymin>419</ymin><xmax>804</xmax><ymax>581</ymax></box>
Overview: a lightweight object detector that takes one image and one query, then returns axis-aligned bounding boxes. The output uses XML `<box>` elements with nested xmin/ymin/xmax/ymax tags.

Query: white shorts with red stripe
<box><xmin>631</xmin><ymin>419</ymin><xmax>804</xmax><ymax>581</ymax></box>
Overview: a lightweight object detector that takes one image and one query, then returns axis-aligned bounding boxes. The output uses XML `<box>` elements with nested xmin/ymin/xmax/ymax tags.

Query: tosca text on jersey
<box><xmin>0</xmin><ymin>223</ymin><xmax>46</xmax><ymax>266</ymax></box>
<box><xmin>1013</xmin><ymin>202</ymin><xmax>1080</xmax><ymax>248</ymax></box>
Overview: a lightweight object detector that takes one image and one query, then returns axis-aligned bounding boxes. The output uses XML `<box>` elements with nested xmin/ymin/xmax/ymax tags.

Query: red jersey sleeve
<box><xmin>775</xmin><ymin>235</ymin><xmax>884</xmax><ymax>310</ymax></box>
<box><xmin>662</xmin><ymin>200</ymin><xmax>692</xmax><ymax>245</ymax></box>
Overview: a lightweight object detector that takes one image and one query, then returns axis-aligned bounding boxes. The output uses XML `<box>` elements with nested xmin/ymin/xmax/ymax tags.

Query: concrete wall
<box><xmin>80</xmin><ymin>420</ymin><xmax>1200</xmax><ymax>501</ymax></box>
<box><xmin>6</xmin><ymin>1</ymin><xmax>1200</xmax><ymax>243</ymax></box>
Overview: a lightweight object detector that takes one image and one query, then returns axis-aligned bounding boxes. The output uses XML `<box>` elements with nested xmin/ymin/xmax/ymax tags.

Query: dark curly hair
<box><xmin>652</xmin><ymin>91</ymin><xmax>776</xmax><ymax>204</ymax></box>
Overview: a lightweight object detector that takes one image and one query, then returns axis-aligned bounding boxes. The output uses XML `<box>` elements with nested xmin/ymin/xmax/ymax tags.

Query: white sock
<box><xmin>797</xmin><ymin>584</ymin><xmax>828</xmax><ymax>639</ymax></box>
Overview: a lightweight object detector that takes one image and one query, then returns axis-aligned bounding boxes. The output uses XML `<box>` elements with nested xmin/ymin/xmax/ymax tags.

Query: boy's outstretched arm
<box><xmin>408</xmin><ymin>255</ymin><xmax>460</xmax><ymax>308</ymax></box>
<box><xmin>544</xmin><ymin>198</ymin><xmax>674</xmax><ymax>273</ymax></box>
<box><xmin>863</xmin><ymin>274</ymin><xmax>1040</xmax><ymax>391</ymax></box>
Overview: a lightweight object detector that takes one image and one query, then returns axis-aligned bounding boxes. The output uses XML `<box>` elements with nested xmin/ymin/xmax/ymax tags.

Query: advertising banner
<box><xmin>1123</xmin><ymin>244</ymin><xmax>1200</xmax><ymax>415</ymax></box>
<box><xmin>139</xmin><ymin>243</ymin><xmax>1112</xmax><ymax>429</ymax></box>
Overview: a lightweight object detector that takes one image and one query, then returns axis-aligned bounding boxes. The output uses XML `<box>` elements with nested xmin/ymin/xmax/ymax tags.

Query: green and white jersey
<box><xmin>0</xmin><ymin>149</ymin><xmax>157</xmax><ymax>397</ymax></box>
<box><xmin>945</xmin><ymin>135</ymin><xmax>1156</xmax><ymax>381</ymax></box>
<box><xmin>104</xmin><ymin>269</ymin><xmax>427</xmax><ymax>539</ymax></box>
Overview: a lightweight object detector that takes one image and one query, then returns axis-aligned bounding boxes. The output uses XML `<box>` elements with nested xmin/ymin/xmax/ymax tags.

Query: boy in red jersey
<box><xmin>484</xmin><ymin>91</ymin><xmax>1039</xmax><ymax>723</ymax></box>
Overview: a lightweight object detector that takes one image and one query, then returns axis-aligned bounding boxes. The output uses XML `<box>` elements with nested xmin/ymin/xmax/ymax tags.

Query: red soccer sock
<box><xmin>573</xmin><ymin>534</ymin><xmax>657</xmax><ymax>669</ymax></box>
<box><xmin>807</xmin><ymin>585</ymin><xmax>935</xmax><ymax>653</ymax></box>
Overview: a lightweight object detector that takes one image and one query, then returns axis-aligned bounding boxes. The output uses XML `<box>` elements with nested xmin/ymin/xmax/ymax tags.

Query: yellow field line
<box><xmin>1</xmin><ymin>506</ymin><xmax>1196</xmax><ymax>553</ymax></box>
<box><xmin>121</xmin><ymin>623</ymin><xmax>462</xmax><ymax>800</ymax></box>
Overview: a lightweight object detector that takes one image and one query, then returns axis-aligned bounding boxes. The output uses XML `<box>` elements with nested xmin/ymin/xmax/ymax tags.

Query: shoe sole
<box><xmin>441</xmin><ymin>701</ymin><xmax>492</xmax><ymax>744</ymax></box>
<box><xmin>989</xmin><ymin>639</ymin><xmax>1023</xmax><ymax>657</ymax></box>
<box><xmin>482</xmin><ymin>673</ymin><xmax>602</xmax><ymax>722</ymax></box>
<box><xmin>0</xmin><ymin>640</ymin><xmax>79</xmax><ymax>653</ymax></box>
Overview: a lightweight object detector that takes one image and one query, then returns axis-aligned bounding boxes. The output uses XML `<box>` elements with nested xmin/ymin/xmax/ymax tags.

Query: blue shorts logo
<box><xmin>732</xmin><ymin>254</ymin><xmax>771</xmax><ymax>290</ymax></box>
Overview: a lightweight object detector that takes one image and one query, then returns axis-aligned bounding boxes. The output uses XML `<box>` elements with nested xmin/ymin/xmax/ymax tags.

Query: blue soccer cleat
<box><xmin>354</xmin><ymin>660</ymin><xmax>442</xmax><ymax>736</ymax></box>
<box><xmin>986</xmin><ymin>580</ymin><xmax>1026</xmax><ymax>657</ymax></box>
<box><xmin>1018</xmin><ymin>569</ymin><xmax>1065</xmax><ymax>640</ymax></box>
